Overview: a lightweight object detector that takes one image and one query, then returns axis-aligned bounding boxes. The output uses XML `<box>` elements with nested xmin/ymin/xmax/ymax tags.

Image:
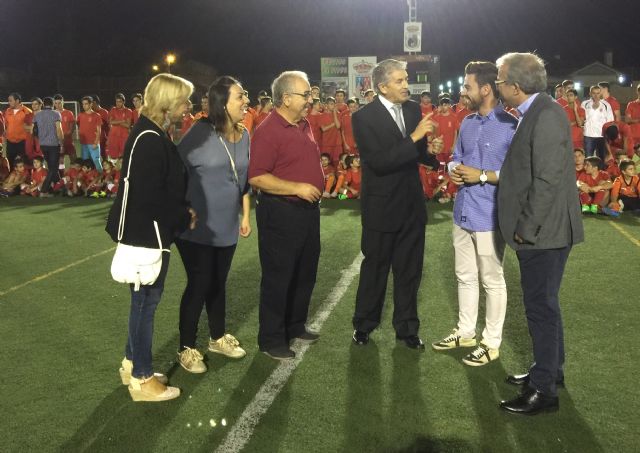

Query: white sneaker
<box><xmin>208</xmin><ymin>334</ymin><xmax>246</xmax><ymax>359</ymax></box>
<box><xmin>431</xmin><ymin>329</ymin><xmax>477</xmax><ymax>350</ymax></box>
<box><xmin>178</xmin><ymin>347</ymin><xmax>207</xmax><ymax>373</ymax></box>
<box><xmin>119</xmin><ymin>357</ymin><xmax>168</xmax><ymax>385</ymax></box>
<box><xmin>128</xmin><ymin>375</ymin><xmax>180</xmax><ymax>402</ymax></box>
<box><xmin>462</xmin><ymin>343</ymin><xmax>499</xmax><ymax>367</ymax></box>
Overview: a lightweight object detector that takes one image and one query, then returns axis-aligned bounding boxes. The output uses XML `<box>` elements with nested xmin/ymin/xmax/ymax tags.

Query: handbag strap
<box><xmin>117</xmin><ymin>130</ymin><xmax>165</xmax><ymax>250</ymax></box>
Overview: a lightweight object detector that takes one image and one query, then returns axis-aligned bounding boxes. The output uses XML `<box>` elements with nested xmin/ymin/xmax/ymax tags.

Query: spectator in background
<box><xmin>554</xmin><ymin>83</ymin><xmax>564</xmax><ymax>101</ymax></box>
<box><xmin>582</xmin><ymin>85</ymin><xmax>614</xmax><ymax>165</ymax></box>
<box><xmin>77</xmin><ymin>96</ymin><xmax>103</xmax><ymax>171</ymax></box>
<box><xmin>92</xmin><ymin>95</ymin><xmax>110</xmax><ymax>160</ymax></box>
<box><xmin>25</xmin><ymin>98</ymin><xmax>43</xmax><ymax>162</ymax></box>
<box><xmin>194</xmin><ymin>94</ymin><xmax>209</xmax><ymax>120</ymax></box>
<box><xmin>3</xmin><ymin>92</ymin><xmax>32</xmax><ymax>169</ymax></box>
<box><xmin>420</xmin><ymin>91</ymin><xmax>436</xmax><ymax>116</ymax></box>
<box><xmin>563</xmin><ymin>89</ymin><xmax>585</xmax><ymax>149</ymax></box>
<box><xmin>179</xmin><ymin>100</ymin><xmax>195</xmax><ymax>138</ymax></box>
<box><xmin>131</xmin><ymin>93</ymin><xmax>143</xmax><ymax>125</ymax></box>
<box><xmin>248</xmin><ymin>70</ymin><xmax>323</xmax><ymax>361</ymax></box>
<box><xmin>307</xmin><ymin>98</ymin><xmax>323</xmax><ymax>144</ymax></box>
<box><xmin>574</xmin><ymin>148</ymin><xmax>586</xmax><ymax>179</ymax></box>
<box><xmin>598</xmin><ymin>81</ymin><xmax>621</xmax><ymax>122</ymax></box>
<box><xmin>334</xmin><ymin>89</ymin><xmax>348</xmax><ymax>113</ymax></box>
<box><xmin>242</xmin><ymin>90</ymin><xmax>256</xmax><ymax>135</ymax></box>
<box><xmin>341</xmin><ymin>98</ymin><xmax>359</xmax><ymax>155</ymax></box>
<box><xmin>106</xmin><ymin>93</ymin><xmax>133</xmax><ymax>162</ymax></box>
<box><xmin>363</xmin><ymin>89</ymin><xmax>376</xmax><ymax>104</ymax></box>
<box><xmin>319</xmin><ymin>96</ymin><xmax>342</xmax><ymax>164</ymax></box>
<box><xmin>254</xmin><ymin>96</ymin><xmax>273</xmax><ymax>129</ymax></box>
<box><xmin>0</xmin><ymin>158</ymin><xmax>28</xmax><ymax>197</ymax></box>
<box><xmin>577</xmin><ymin>156</ymin><xmax>612</xmax><ymax>214</ymax></box>
<box><xmin>432</xmin><ymin>96</ymin><xmax>459</xmax><ymax>164</ymax></box>
<box><xmin>54</xmin><ymin>94</ymin><xmax>77</xmax><ymax>162</ymax></box>
<box><xmin>320</xmin><ymin>152</ymin><xmax>336</xmax><ymax>198</ymax></box>
<box><xmin>608</xmin><ymin>160</ymin><xmax>640</xmax><ymax>213</ymax></box>
<box><xmin>624</xmin><ymin>84</ymin><xmax>640</xmax><ymax>147</ymax></box>
<box><xmin>603</xmin><ymin>120</ymin><xmax>633</xmax><ymax>159</ymax></box>
<box><xmin>33</xmin><ymin>97</ymin><xmax>64</xmax><ymax>197</ymax></box>
<box><xmin>176</xmin><ymin>76</ymin><xmax>251</xmax><ymax>373</ymax></box>
<box><xmin>556</xmin><ymin>80</ymin><xmax>574</xmax><ymax>108</ymax></box>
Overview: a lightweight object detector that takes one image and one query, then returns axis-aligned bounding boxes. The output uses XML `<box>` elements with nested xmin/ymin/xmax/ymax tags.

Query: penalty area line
<box><xmin>0</xmin><ymin>246</ymin><xmax>116</xmax><ymax>298</ymax></box>
<box><xmin>214</xmin><ymin>252</ymin><xmax>364</xmax><ymax>453</ymax></box>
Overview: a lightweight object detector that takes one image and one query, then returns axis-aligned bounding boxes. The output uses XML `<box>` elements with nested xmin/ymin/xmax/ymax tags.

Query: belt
<box><xmin>258</xmin><ymin>192</ymin><xmax>320</xmax><ymax>209</ymax></box>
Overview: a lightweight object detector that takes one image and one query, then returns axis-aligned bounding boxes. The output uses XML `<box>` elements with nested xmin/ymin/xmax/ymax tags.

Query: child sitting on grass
<box><xmin>22</xmin><ymin>156</ymin><xmax>48</xmax><ymax>197</ymax></box>
<box><xmin>331</xmin><ymin>152</ymin><xmax>349</xmax><ymax>198</ymax></box>
<box><xmin>79</xmin><ymin>160</ymin><xmax>102</xmax><ymax>197</ymax></box>
<box><xmin>577</xmin><ymin>156</ymin><xmax>613</xmax><ymax>214</ymax></box>
<box><xmin>0</xmin><ymin>159</ymin><xmax>28</xmax><ymax>197</ymax></box>
<box><xmin>320</xmin><ymin>153</ymin><xmax>335</xmax><ymax>198</ymax></box>
<box><xmin>53</xmin><ymin>158</ymin><xmax>83</xmax><ymax>196</ymax></box>
<box><xmin>102</xmin><ymin>159</ymin><xmax>120</xmax><ymax>198</ymax></box>
<box><xmin>338</xmin><ymin>155</ymin><xmax>361</xmax><ymax>199</ymax></box>
<box><xmin>605</xmin><ymin>160</ymin><xmax>640</xmax><ymax>216</ymax></box>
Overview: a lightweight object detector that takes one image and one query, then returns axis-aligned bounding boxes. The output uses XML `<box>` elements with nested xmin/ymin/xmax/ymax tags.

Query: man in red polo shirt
<box><xmin>625</xmin><ymin>84</ymin><xmax>640</xmax><ymax>146</ymax></box>
<box><xmin>54</xmin><ymin>94</ymin><xmax>77</xmax><ymax>163</ymax></box>
<box><xmin>563</xmin><ymin>89</ymin><xmax>586</xmax><ymax>149</ymax></box>
<box><xmin>106</xmin><ymin>93</ymin><xmax>133</xmax><ymax>161</ymax></box>
<box><xmin>77</xmin><ymin>96</ymin><xmax>102</xmax><ymax>170</ymax></box>
<box><xmin>248</xmin><ymin>70</ymin><xmax>323</xmax><ymax>361</ymax></box>
<box><xmin>92</xmin><ymin>95</ymin><xmax>109</xmax><ymax>159</ymax></box>
<box><xmin>3</xmin><ymin>92</ymin><xmax>32</xmax><ymax>169</ymax></box>
<box><xmin>598</xmin><ymin>81</ymin><xmax>621</xmax><ymax>122</ymax></box>
<box><xmin>131</xmin><ymin>93</ymin><xmax>143</xmax><ymax>125</ymax></box>
<box><xmin>341</xmin><ymin>98</ymin><xmax>359</xmax><ymax>154</ymax></box>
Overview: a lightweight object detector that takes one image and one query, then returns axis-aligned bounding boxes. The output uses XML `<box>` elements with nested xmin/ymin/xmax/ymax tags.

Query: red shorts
<box><xmin>107</xmin><ymin>133</ymin><xmax>128</xmax><ymax>159</ymax></box>
<box><xmin>62</xmin><ymin>137</ymin><xmax>77</xmax><ymax>157</ymax></box>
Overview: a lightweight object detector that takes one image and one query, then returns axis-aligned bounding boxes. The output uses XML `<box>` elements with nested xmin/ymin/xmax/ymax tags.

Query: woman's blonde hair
<box><xmin>141</xmin><ymin>73</ymin><xmax>194</xmax><ymax>127</ymax></box>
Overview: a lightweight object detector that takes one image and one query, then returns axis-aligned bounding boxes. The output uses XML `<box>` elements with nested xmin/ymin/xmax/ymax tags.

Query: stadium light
<box><xmin>166</xmin><ymin>53</ymin><xmax>176</xmax><ymax>73</ymax></box>
<box><xmin>446</xmin><ymin>80</ymin><xmax>452</xmax><ymax>88</ymax></box>
<box><xmin>458</xmin><ymin>76</ymin><xmax>463</xmax><ymax>85</ymax></box>
<box><xmin>152</xmin><ymin>64</ymin><xmax>159</xmax><ymax>72</ymax></box>
<box><xmin>618</xmin><ymin>75</ymin><xmax>625</xmax><ymax>84</ymax></box>
<box><xmin>438</xmin><ymin>84</ymin><xmax>444</xmax><ymax>92</ymax></box>
<box><xmin>574</xmin><ymin>82</ymin><xmax>581</xmax><ymax>91</ymax></box>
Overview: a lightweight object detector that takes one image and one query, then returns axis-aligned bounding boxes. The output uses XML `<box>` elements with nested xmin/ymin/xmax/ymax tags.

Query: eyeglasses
<box><xmin>288</xmin><ymin>91</ymin><xmax>313</xmax><ymax>98</ymax></box>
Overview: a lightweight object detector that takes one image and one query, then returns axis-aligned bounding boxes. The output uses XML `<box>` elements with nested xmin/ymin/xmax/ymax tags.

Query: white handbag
<box><xmin>110</xmin><ymin>130</ymin><xmax>170</xmax><ymax>291</ymax></box>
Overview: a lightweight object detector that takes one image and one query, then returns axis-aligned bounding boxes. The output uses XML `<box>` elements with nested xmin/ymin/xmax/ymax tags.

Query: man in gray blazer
<box><xmin>495</xmin><ymin>52</ymin><xmax>584</xmax><ymax>415</ymax></box>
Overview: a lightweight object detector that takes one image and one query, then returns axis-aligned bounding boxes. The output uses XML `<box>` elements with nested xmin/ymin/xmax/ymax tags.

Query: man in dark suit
<box><xmin>351</xmin><ymin>59</ymin><xmax>438</xmax><ymax>349</ymax></box>
<box><xmin>495</xmin><ymin>52</ymin><xmax>584</xmax><ymax>415</ymax></box>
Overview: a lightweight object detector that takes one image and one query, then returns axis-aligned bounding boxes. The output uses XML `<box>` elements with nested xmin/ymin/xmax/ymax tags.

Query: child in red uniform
<box><xmin>574</xmin><ymin>148</ymin><xmax>586</xmax><ymax>179</ymax></box>
<box><xmin>106</xmin><ymin>93</ymin><xmax>133</xmax><ymax>162</ymax></box>
<box><xmin>420</xmin><ymin>91</ymin><xmax>436</xmax><ymax>116</ymax></box>
<box><xmin>131</xmin><ymin>93</ymin><xmax>143</xmax><ymax>125</ymax></box>
<box><xmin>102</xmin><ymin>159</ymin><xmax>120</xmax><ymax>198</ymax></box>
<box><xmin>578</xmin><ymin>156</ymin><xmax>613</xmax><ymax>214</ymax></box>
<box><xmin>319</xmin><ymin>97</ymin><xmax>343</xmax><ymax>164</ymax></box>
<box><xmin>563</xmin><ymin>89</ymin><xmax>585</xmax><ymax>149</ymax></box>
<box><xmin>341</xmin><ymin>98</ymin><xmax>359</xmax><ymax>155</ymax></box>
<box><xmin>54</xmin><ymin>94</ymin><xmax>77</xmax><ymax>162</ymax></box>
<box><xmin>334</xmin><ymin>89</ymin><xmax>348</xmax><ymax>114</ymax></box>
<box><xmin>22</xmin><ymin>156</ymin><xmax>48</xmax><ymax>196</ymax></box>
<box><xmin>339</xmin><ymin>155</ymin><xmax>362</xmax><ymax>199</ymax></box>
<box><xmin>307</xmin><ymin>98</ymin><xmax>324</xmax><ymax>145</ymax></box>
<box><xmin>0</xmin><ymin>159</ymin><xmax>28</xmax><ymax>197</ymax></box>
<box><xmin>53</xmin><ymin>158</ymin><xmax>83</xmax><ymax>196</ymax></box>
<box><xmin>331</xmin><ymin>152</ymin><xmax>349</xmax><ymax>198</ymax></box>
<box><xmin>254</xmin><ymin>97</ymin><xmax>273</xmax><ymax>130</ymax></box>
<box><xmin>78</xmin><ymin>160</ymin><xmax>101</xmax><ymax>196</ymax></box>
<box><xmin>92</xmin><ymin>95</ymin><xmax>110</xmax><ymax>160</ymax></box>
<box><xmin>432</xmin><ymin>97</ymin><xmax>459</xmax><ymax>164</ymax></box>
<box><xmin>0</xmin><ymin>155</ymin><xmax>10</xmax><ymax>182</ymax></box>
<box><xmin>603</xmin><ymin>121</ymin><xmax>633</xmax><ymax>159</ymax></box>
<box><xmin>24</xmin><ymin>99</ymin><xmax>43</xmax><ymax>163</ymax></box>
<box><xmin>320</xmin><ymin>153</ymin><xmax>336</xmax><ymax>198</ymax></box>
<box><xmin>607</xmin><ymin>160</ymin><xmax>640</xmax><ymax>214</ymax></box>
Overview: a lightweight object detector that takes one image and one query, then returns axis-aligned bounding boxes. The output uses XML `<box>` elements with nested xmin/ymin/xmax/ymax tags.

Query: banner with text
<box><xmin>321</xmin><ymin>57</ymin><xmax>349</xmax><ymax>99</ymax></box>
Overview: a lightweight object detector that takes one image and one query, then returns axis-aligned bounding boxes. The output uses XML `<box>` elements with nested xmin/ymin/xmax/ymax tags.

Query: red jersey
<box><xmin>345</xmin><ymin>168</ymin><xmax>361</xmax><ymax>192</ymax></box>
<box><xmin>602</xmin><ymin>120</ymin><xmax>633</xmax><ymax>157</ymax></box>
<box><xmin>557</xmin><ymin>98</ymin><xmax>569</xmax><ymax>108</ymax></box>
<box><xmin>58</xmin><ymin>109</ymin><xmax>75</xmax><ymax>136</ymax></box>
<box><xmin>181</xmin><ymin>113</ymin><xmax>195</xmax><ymax>135</ymax></box>
<box><xmin>605</xmin><ymin>159</ymin><xmax>621</xmax><ymax>179</ymax></box>
<box><xmin>77</xmin><ymin>111</ymin><xmax>101</xmax><ymax>145</ymax></box>
<box><xmin>341</xmin><ymin>112</ymin><xmax>357</xmax><ymax>152</ymax></box>
<box><xmin>64</xmin><ymin>167</ymin><xmax>81</xmax><ymax>181</ymax></box>
<box><xmin>103</xmin><ymin>168</ymin><xmax>120</xmax><ymax>183</ymax></box>
<box><xmin>96</xmin><ymin>106</ymin><xmax>109</xmax><ymax>137</ymax></box>
<box><xmin>625</xmin><ymin>99</ymin><xmax>640</xmax><ymax>140</ymax></box>
<box><xmin>322</xmin><ymin>164</ymin><xmax>335</xmax><ymax>180</ymax></box>
<box><xmin>433</xmin><ymin>112</ymin><xmax>459</xmax><ymax>153</ymax></box>
<box><xmin>80</xmin><ymin>168</ymin><xmax>100</xmax><ymax>185</ymax></box>
<box><xmin>611</xmin><ymin>175</ymin><xmax>640</xmax><ymax>199</ymax></box>
<box><xmin>319</xmin><ymin>112</ymin><xmax>342</xmax><ymax>150</ymax></box>
<box><xmin>455</xmin><ymin>105</ymin><xmax>472</xmax><ymax>124</ymax></box>
<box><xmin>605</xmin><ymin>95</ymin><xmax>621</xmax><ymax>115</ymax></box>
<box><xmin>254</xmin><ymin>111</ymin><xmax>269</xmax><ymax>129</ymax></box>
<box><xmin>578</xmin><ymin>170</ymin><xmax>610</xmax><ymax>188</ymax></box>
<box><xmin>30</xmin><ymin>167</ymin><xmax>48</xmax><ymax>187</ymax></box>
<box><xmin>23</xmin><ymin>112</ymin><xmax>43</xmax><ymax>160</ymax></box>
<box><xmin>335</xmin><ymin>103</ymin><xmax>348</xmax><ymax>114</ymax></box>
<box><xmin>418</xmin><ymin>166</ymin><xmax>441</xmax><ymax>198</ymax></box>
<box><xmin>108</xmin><ymin>107</ymin><xmax>133</xmax><ymax>136</ymax></box>
<box><xmin>307</xmin><ymin>112</ymin><xmax>323</xmax><ymax>144</ymax></box>
<box><xmin>243</xmin><ymin>107</ymin><xmax>256</xmax><ymax>135</ymax></box>
<box><xmin>564</xmin><ymin>104</ymin><xmax>586</xmax><ymax>147</ymax></box>
<box><xmin>575</xmin><ymin>167</ymin><xmax>585</xmax><ymax>180</ymax></box>
<box><xmin>132</xmin><ymin>109</ymin><xmax>140</xmax><ymax>125</ymax></box>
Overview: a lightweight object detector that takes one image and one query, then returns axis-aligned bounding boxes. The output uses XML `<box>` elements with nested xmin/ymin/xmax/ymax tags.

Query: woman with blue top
<box><xmin>176</xmin><ymin>76</ymin><xmax>252</xmax><ymax>373</ymax></box>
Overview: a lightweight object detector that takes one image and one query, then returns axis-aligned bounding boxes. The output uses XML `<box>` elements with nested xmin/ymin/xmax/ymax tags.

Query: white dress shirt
<box><xmin>378</xmin><ymin>94</ymin><xmax>406</xmax><ymax>134</ymax></box>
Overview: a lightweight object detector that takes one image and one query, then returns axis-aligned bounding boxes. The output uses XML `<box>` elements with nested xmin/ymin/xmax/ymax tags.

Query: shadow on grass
<box><xmin>342</xmin><ymin>342</ymin><xmax>383</xmax><ymax>451</ymax></box>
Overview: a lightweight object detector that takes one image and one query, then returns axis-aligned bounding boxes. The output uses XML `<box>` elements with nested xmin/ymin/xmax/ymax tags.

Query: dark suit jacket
<box><xmin>498</xmin><ymin>94</ymin><xmax>584</xmax><ymax>250</ymax></box>
<box><xmin>106</xmin><ymin>115</ymin><xmax>191</xmax><ymax>248</ymax></box>
<box><xmin>352</xmin><ymin>97</ymin><xmax>437</xmax><ymax>232</ymax></box>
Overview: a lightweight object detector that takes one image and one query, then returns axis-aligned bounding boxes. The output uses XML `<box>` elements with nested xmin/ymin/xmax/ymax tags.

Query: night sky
<box><xmin>2</xmin><ymin>0</ymin><xmax>639</xmax><ymax>86</ymax></box>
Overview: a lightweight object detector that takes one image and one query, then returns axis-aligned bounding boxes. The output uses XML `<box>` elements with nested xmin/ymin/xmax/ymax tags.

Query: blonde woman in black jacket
<box><xmin>106</xmin><ymin>73</ymin><xmax>197</xmax><ymax>402</ymax></box>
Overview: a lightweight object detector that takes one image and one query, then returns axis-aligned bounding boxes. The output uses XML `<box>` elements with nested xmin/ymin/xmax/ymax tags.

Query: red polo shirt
<box><xmin>249</xmin><ymin>110</ymin><xmax>324</xmax><ymax>192</ymax></box>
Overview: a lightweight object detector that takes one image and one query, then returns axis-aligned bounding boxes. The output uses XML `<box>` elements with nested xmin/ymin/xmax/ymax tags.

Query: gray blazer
<box><xmin>497</xmin><ymin>94</ymin><xmax>584</xmax><ymax>250</ymax></box>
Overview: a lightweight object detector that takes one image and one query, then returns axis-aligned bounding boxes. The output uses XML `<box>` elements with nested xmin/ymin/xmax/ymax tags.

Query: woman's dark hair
<box><xmin>207</xmin><ymin>75</ymin><xmax>242</xmax><ymax>134</ymax></box>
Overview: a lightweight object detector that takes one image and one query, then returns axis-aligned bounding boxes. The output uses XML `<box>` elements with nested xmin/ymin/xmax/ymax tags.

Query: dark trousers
<box><xmin>256</xmin><ymin>195</ymin><xmax>320</xmax><ymax>350</ymax></box>
<box><xmin>40</xmin><ymin>145</ymin><xmax>61</xmax><ymax>193</ymax></box>
<box><xmin>516</xmin><ymin>246</ymin><xmax>571</xmax><ymax>397</ymax></box>
<box><xmin>6</xmin><ymin>140</ymin><xmax>26</xmax><ymax>170</ymax></box>
<box><xmin>353</xmin><ymin>213</ymin><xmax>425</xmax><ymax>337</ymax></box>
<box><xmin>620</xmin><ymin>195</ymin><xmax>640</xmax><ymax>211</ymax></box>
<box><xmin>175</xmin><ymin>238</ymin><xmax>237</xmax><ymax>349</ymax></box>
<box><xmin>584</xmin><ymin>136</ymin><xmax>606</xmax><ymax>167</ymax></box>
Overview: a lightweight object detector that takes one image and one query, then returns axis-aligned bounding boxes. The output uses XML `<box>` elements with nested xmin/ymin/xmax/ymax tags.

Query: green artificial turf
<box><xmin>0</xmin><ymin>197</ymin><xmax>638</xmax><ymax>452</ymax></box>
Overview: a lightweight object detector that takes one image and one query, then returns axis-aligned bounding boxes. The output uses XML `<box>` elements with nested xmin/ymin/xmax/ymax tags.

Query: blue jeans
<box><xmin>125</xmin><ymin>252</ymin><xmax>170</xmax><ymax>378</ymax></box>
<box><xmin>583</xmin><ymin>136</ymin><xmax>606</xmax><ymax>167</ymax></box>
<box><xmin>81</xmin><ymin>144</ymin><xmax>102</xmax><ymax>171</ymax></box>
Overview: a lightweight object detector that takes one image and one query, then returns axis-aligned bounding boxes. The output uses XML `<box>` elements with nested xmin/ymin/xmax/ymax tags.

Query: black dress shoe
<box><xmin>352</xmin><ymin>330</ymin><xmax>369</xmax><ymax>345</ymax></box>
<box><xmin>397</xmin><ymin>335</ymin><xmax>425</xmax><ymax>350</ymax></box>
<box><xmin>500</xmin><ymin>387</ymin><xmax>559</xmax><ymax>415</ymax></box>
<box><xmin>506</xmin><ymin>372</ymin><xmax>565</xmax><ymax>387</ymax></box>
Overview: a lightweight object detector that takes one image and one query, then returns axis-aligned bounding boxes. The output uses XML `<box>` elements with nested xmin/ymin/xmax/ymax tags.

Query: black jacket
<box><xmin>106</xmin><ymin>115</ymin><xmax>191</xmax><ymax>248</ymax></box>
<box><xmin>353</xmin><ymin>97</ymin><xmax>438</xmax><ymax>232</ymax></box>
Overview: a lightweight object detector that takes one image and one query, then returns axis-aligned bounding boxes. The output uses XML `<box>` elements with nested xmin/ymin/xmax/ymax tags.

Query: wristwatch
<box><xmin>479</xmin><ymin>169</ymin><xmax>488</xmax><ymax>185</ymax></box>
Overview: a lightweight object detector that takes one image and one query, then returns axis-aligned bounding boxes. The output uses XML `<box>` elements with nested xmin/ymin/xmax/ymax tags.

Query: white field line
<box><xmin>214</xmin><ymin>252</ymin><xmax>364</xmax><ymax>453</ymax></box>
<box><xmin>0</xmin><ymin>246</ymin><xmax>116</xmax><ymax>298</ymax></box>
<box><xmin>609</xmin><ymin>222</ymin><xmax>640</xmax><ymax>247</ymax></box>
